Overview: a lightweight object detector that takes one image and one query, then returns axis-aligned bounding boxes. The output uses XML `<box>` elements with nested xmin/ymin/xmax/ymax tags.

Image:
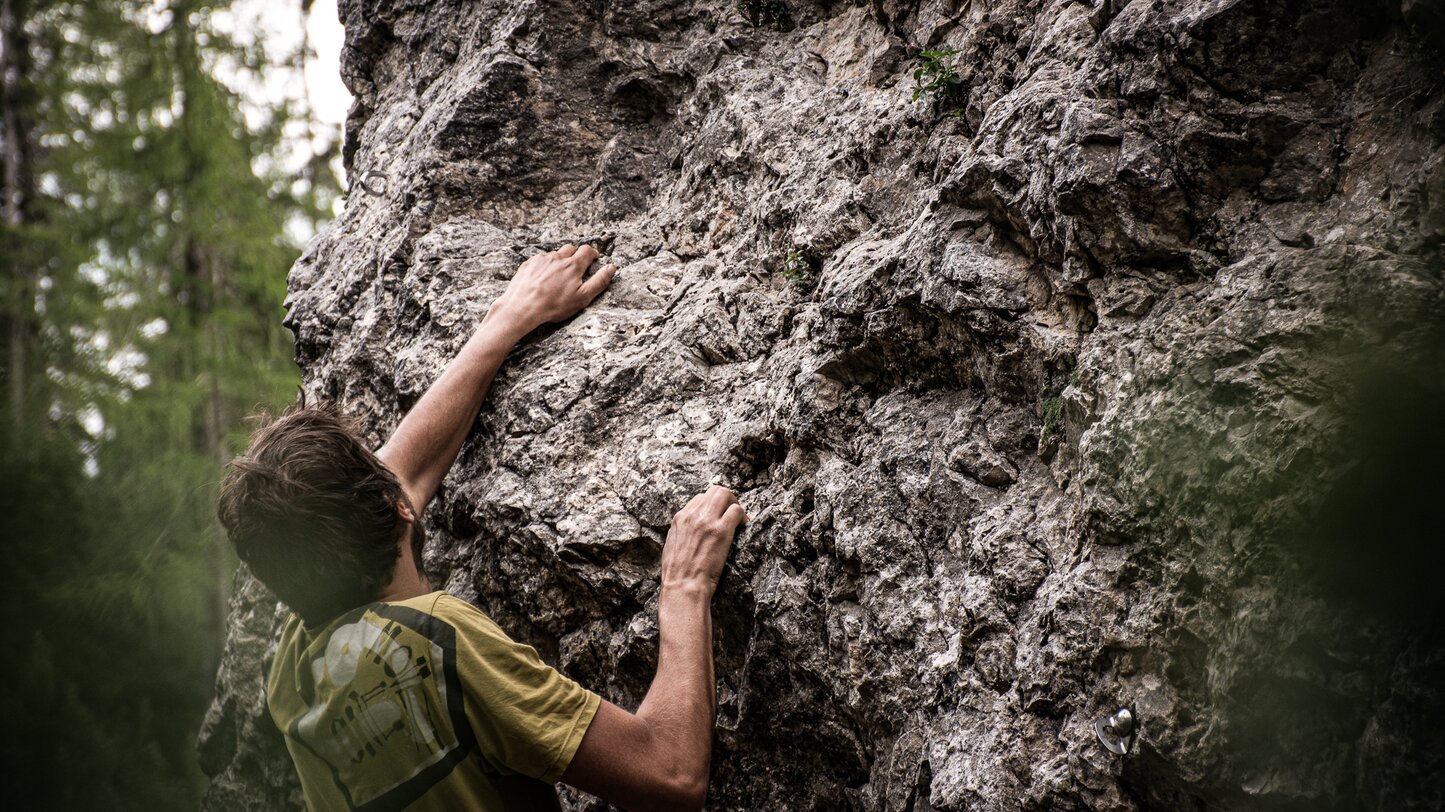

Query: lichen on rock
<box><xmin>199</xmin><ymin>1</ymin><xmax>1445</xmax><ymax>809</ymax></box>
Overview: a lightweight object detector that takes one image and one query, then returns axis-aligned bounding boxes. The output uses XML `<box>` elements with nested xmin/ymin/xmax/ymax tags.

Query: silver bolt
<box><xmin>1093</xmin><ymin>707</ymin><xmax>1137</xmax><ymax>755</ymax></box>
<box><xmin>357</xmin><ymin>170</ymin><xmax>388</xmax><ymax>197</ymax></box>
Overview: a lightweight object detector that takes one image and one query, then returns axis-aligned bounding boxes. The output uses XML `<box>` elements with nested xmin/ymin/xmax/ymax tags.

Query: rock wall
<box><xmin>198</xmin><ymin>1</ymin><xmax>1445</xmax><ymax>809</ymax></box>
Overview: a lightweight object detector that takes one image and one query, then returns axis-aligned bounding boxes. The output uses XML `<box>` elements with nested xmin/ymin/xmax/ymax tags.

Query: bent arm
<box><xmin>561</xmin><ymin>486</ymin><xmax>746</xmax><ymax>811</ymax></box>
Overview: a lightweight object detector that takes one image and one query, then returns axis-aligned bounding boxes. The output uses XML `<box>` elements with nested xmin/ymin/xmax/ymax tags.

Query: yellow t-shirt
<box><xmin>266</xmin><ymin>591</ymin><xmax>600</xmax><ymax>811</ymax></box>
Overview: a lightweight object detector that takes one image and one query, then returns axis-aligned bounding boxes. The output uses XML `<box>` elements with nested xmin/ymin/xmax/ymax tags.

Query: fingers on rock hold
<box><xmin>724</xmin><ymin>502</ymin><xmax>749</xmax><ymax>526</ymax></box>
<box><xmin>578</xmin><ymin>263</ymin><xmax>616</xmax><ymax>302</ymax></box>
<box><xmin>564</xmin><ymin>243</ymin><xmax>597</xmax><ymax>269</ymax></box>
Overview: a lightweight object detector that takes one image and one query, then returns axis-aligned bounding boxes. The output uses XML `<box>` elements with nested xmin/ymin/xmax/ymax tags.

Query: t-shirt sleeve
<box><xmin>434</xmin><ymin>594</ymin><xmax>601</xmax><ymax>784</ymax></box>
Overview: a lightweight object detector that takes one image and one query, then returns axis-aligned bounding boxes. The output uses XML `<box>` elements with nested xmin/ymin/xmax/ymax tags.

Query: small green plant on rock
<box><xmin>911</xmin><ymin>48</ymin><xmax>967</xmax><ymax>117</ymax></box>
<box><xmin>781</xmin><ymin>247</ymin><xmax>815</xmax><ymax>290</ymax></box>
<box><xmin>738</xmin><ymin>0</ymin><xmax>793</xmax><ymax>32</ymax></box>
<box><xmin>1041</xmin><ymin>394</ymin><xmax>1064</xmax><ymax>442</ymax></box>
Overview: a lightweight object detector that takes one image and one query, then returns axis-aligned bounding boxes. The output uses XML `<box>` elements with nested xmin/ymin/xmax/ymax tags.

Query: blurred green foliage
<box><xmin>0</xmin><ymin>0</ymin><xmax>337</xmax><ymax>807</ymax></box>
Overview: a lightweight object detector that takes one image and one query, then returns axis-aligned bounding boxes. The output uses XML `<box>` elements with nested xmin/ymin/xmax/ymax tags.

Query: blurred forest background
<box><xmin>0</xmin><ymin>0</ymin><xmax>343</xmax><ymax>807</ymax></box>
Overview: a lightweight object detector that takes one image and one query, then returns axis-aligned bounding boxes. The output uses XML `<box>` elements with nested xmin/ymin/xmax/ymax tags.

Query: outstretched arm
<box><xmin>377</xmin><ymin>244</ymin><xmax>615</xmax><ymax>512</ymax></box>
<box><xmin>561</xmin><ymin>486</ymin><xmax>747</xmax><ymax>811</ymax></box>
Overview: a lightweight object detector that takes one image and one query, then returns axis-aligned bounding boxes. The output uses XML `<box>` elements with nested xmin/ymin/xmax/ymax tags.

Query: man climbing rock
<box><xmin>216</xmin><ymin>244</ymin><xmax>746</xmax><ymax>811</ymax></box>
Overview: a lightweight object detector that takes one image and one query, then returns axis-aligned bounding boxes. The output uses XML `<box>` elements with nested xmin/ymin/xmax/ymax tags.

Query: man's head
<box><xmin>217</xmin><ymin>404</ymin><xmax>423</xmax><ymax>627</ymax></box>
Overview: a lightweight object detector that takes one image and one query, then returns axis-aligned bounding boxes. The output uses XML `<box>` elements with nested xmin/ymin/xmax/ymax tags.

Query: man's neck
<box><xmin>376</xmin><ymin>566</ymin><xmax>432</xmax><ymax>603</ymax></box>
<box><xmin>375</xmin><ymin>532</ymin><xmax>433</xmax><ymax>603</ymax></box>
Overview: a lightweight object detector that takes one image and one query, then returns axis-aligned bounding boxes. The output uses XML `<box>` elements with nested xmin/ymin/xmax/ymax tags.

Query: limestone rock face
<box><xmin>199</xmin><ymin>1</ymin><xmax>1445</xmax><ymax>809</ymax></box>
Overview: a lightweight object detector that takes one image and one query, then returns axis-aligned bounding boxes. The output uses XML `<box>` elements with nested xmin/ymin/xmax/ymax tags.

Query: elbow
<box><xmin>641</xmin><ymin>757</ymin><xmax>706</xmax><ymax>812</ymax></box>
<box><xmin>630</xmin><ymin>715</ymin><xmax>709</xmax><ymax>811</ymax></box>
<box><xmin>656</xmin><ymin>774</ymin><xmax>707</xmax><ymax>812</ymax></box>
<box><xmin>676</xmin><ymin>772</ymin><xmax>709</xmax><ymax>811</ymax></box>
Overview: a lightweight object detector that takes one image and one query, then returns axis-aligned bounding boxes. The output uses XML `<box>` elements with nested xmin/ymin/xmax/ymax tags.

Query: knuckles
<box><xmin>670</xmin><ymin>488</ymin><xmax>741</xmax><ymax>532</ymax></box>
<box><xmin>668</xmin><ymin>512</ymin><xmax>734</xmax><ymax>543</ymax></box>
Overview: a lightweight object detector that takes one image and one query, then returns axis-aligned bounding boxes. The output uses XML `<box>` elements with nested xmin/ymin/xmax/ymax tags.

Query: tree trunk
<box><xmin>172</xmin><ymin>0</ymin><xmax>231</xmax><ymax>690</ymax></box>
<box><xmin>1</xmin><ymin>0</ymin><xmax>30</xmax><ymax>442</ymax></box>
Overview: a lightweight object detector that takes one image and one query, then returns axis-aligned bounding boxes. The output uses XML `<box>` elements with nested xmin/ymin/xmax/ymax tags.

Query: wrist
<box><xmin>660</xmin><ymin>579</ymin><xmax>715</xmax><ymax>604</ymax></box>
<box><xmin>482</xmin><ymin>296</ymin><xmax>535</xmax><ymax>342</ymax></box>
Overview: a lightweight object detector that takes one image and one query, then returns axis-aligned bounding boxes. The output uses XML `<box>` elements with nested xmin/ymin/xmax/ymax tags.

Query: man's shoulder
<box><xmin>271</xmin><ymin>592</ymin><xmax>495</xmax><ymax>654</ymax></box>
<box><xmin>390</xmin><ymin>590</ymin><xmax>465</xmax><ymax>618</ymax></box>
<box><xmin>406</xmin><ymin>591</ymin><xmax>507</xmax><ymax>635</ymax></box>
<box><xmin>266</xmin><ymin>592</ymin><xmax>511</xmax><ymax>703</ymax></box>
<box><xmin>267</xmin><ymin>595</ymin><xmax>454</xmax><ymax>700</ymax></box>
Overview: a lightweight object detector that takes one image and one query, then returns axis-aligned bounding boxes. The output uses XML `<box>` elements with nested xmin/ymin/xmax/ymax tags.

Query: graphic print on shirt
<box><xmin>290</xmin><ymin>605</ymin><xmax>475</xmax><ymax>811</ymax></box>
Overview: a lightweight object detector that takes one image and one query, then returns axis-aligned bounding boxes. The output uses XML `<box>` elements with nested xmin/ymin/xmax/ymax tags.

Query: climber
<box><xmin>216</xmin><ymin>244</ymin><xmax>747</xmax><ymax>812</ymax></box>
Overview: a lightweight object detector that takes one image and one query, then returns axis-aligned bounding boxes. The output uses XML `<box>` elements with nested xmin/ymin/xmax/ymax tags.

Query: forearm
<box><xmin>377</xmin><ymin>243</ymin><xmax>614</xmax><ymax>511</ymax></box>
<box><xmin>377</xmin><ymin>305</ymin><xmax>528</xmax><ymax>510</ymax></box>
<box><xmin>636</xmin><ymin>583</ymin><xmax>716</xmax><ymax>795</ymax></box>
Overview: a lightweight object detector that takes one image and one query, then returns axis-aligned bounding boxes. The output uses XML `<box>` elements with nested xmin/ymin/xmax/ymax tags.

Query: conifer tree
<box><xmin>0</xmin><ymin>1</ymin><xmax>336</xmax><ymax>807</ymax></box>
